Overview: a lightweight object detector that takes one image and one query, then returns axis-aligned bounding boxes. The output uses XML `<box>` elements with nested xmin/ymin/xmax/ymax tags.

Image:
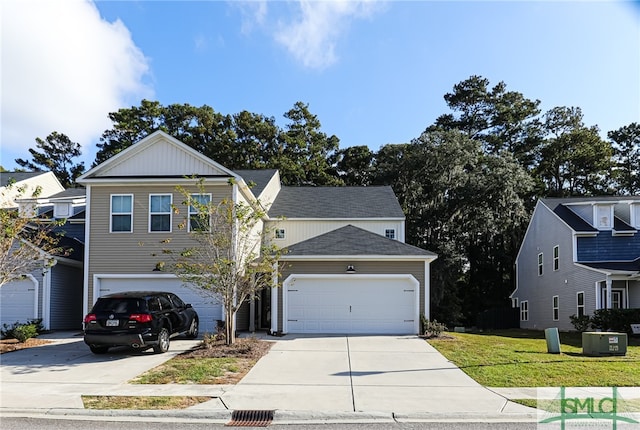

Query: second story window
<box><xmin>595</xmin><ymin>204</ymin><xmax>613</xmax><ymax>230</ymax></box>
<box><xmin>385</xmin><ymin>229</ymin><xmax>396</xmax><ymax>240</ymax></box>
<box><xmin>632</xmin><ymin>204</ymin><xmax>640</xmax><ymax>229</ymax></box>
<box><xmin>111</xmin><ymin>194</ymin><xmax>133</xmax><ymax>232</ymax></box>
<box><xmin>275</xmin><ymin>229</ymin><xmax>285</xmax><ymax>239</ymax></box>
<box><xmin>553</xmin><ymin>246</ymin><xmax>559</xmax><ymax>271</ymax></box>
<box><xmin>189</xmin><ymin>194</ymin><xmax>211</xmax><ymax>232</ymax></box>
<box><xmin>150</xmin><ymin>194</ymin><xmax>172</xmax><ymax>232</ymax></box>
<box><xmin>537</xmin><ymin>253</ymin><xmax>543</xmax><ymax>276</ymax></box>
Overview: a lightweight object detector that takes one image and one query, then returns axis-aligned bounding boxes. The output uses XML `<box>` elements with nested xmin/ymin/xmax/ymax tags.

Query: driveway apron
<box><xmin>221</xmin><ymin>334</ymin><xmax>516</xmax><ymax>414</ymax></box>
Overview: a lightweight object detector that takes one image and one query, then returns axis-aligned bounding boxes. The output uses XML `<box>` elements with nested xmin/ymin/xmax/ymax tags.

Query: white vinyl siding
<box><xmin>552</xmin><ymin>295</ymin><xmax>559</xmax><ymax>321</ymax></box>
<box><xmin>149</xmin><ymin>194</ymin><xmax>172</xmax><ymax>232</ymax></box>
<box><xmin>111</xmin><ymin>194</ymin><xmax>133</xmax><ymax>232</ymax></box>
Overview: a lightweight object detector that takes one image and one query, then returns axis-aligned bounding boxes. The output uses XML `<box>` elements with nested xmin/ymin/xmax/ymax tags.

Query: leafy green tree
<box><xmin>431</xmin><ymin>75</ymin><xmax>543</xmax><ymax>169</ymax></box>
<box><xmin>276</xmin><ymin>102</ymin><xmax>342</xmax><ymax>186</ymax></box>
<box><xmin>0</xmin><ymin>182</ymin><xmax>65</xmax><ymax>287</ymax></box>
<box><xmin>159</xmin><ymin>179</ymin><xmax>282</xmax><ymax>345</ymax></box>
<box><xmin>332</xmin><ymin>145</ymin><xmax>374</xmax><ymax>185</ymax></box>
<box><xmin>15</xmin><ymin>132</ymin><xmax>85</xmax><ymax>188</ymax></box>
<box><xmin>608</xmin><ymin>123</ymin><xmax>640</xmax><ymax>195</ymax></box>
<box><xmin>536</xmin><ymin>107</ymin><xmax>613</xmax><ymax>196</ymax></box>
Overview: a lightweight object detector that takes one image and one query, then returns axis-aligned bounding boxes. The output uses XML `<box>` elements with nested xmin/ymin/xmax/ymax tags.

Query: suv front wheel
<box><xmin>186</xmin><ymin>317</ymin><xmax>199</xmax><ymax>339</ymax></box>
<box><xmin>153</xmin><ymin>327</ymin><xmax>170</xmax><ymax>353</ymax></box>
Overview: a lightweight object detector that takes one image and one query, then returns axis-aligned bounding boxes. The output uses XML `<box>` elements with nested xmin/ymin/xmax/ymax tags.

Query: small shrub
<box><xmin>421</xmin><ymin>315</ymin><xmax>447</xmax><ymax>338</ymax></box>
<box><xmin>569</xmin><ymin>314</ymin><xmax>591</xmax><ymax>332</ymax></box>
<box><xmin>1</xmin><ymin>319</ymin><xmax>43</xmax><ymax>341</ymax></box>
<box><xmin>591</xmin><ymin>309</ymin><xmax>640</xmax><ymax>334</ymax></box>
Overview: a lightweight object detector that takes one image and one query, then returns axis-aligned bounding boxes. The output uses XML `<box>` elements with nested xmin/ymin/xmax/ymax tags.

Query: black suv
<box><xmin>83</xmin><ymin>291</ymin><xmax>199</xmax><ymax>354</ymax></box>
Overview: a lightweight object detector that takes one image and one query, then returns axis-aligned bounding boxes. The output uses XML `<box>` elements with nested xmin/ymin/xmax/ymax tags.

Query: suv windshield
<box><xmin>92</xmin><ymin>298</ymin><xmax>143</xmax><ymax>314</ymax></box>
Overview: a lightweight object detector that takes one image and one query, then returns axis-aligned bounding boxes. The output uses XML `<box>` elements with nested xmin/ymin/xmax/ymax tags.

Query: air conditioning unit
<box><xmin>582</xmin><ymin>332</ymin><xmax>627</xmax><ymax>356</ymax></box>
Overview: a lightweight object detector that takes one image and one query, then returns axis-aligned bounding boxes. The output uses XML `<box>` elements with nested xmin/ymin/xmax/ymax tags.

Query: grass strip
<box><xmin>82</xmin><ymin>395</ymin><xmax>212</xmax><ymax>410</ymax></box>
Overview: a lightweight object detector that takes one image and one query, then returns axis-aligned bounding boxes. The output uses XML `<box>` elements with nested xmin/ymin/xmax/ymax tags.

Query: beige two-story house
<box><xmin>77</xmin><ymin>131</ymin><xmax>437</xmax><ymax>335</ymax></box>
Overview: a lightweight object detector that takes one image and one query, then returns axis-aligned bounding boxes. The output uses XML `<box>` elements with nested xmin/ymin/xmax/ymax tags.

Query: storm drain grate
<box><xmin>226</xmin><ymin>409</ymin><xmax>274</xmax><ymax>427</ymax></box>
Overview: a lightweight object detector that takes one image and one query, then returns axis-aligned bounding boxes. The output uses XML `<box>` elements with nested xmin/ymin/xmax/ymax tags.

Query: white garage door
<box><xmin>97</xmin><ymin>277</ymin><xmax>222</xmax><ymax>334</ymax></box>
<box><xmin>285</xmin><ymin>275</ymin><xmax>419</xmax><ymax>334</ymax></box>
<box><xmin>1</xmin><ymin>278</ymin><xmax>37</xmax><ymax>327</ymax></box>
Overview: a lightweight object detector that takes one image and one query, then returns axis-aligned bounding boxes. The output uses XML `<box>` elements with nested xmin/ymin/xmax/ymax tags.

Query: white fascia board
<box><xmin>272</xmin><ymin>217</ymin><xmax>406</xmax><ymax>222</ymax></box>
<box><xmin>573</xmin><ymin>263</ymin><xmax>638</xmax><ymax>277</ymax></box>
<box><xmin>77</xmin><ymin>177</ymin><xmax>233</xmax><ymax>185</ymax></box>
<box><xmin>279</xmin><ymin>254</ymin><xmax>437</xmax><ymax>262</ymax></box>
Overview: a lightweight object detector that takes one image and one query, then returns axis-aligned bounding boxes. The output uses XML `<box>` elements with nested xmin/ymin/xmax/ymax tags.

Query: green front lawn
<box><xmin>428</xmin><ymin>330</ymin><xmax>640</xmax><ymax>387</ymax></box>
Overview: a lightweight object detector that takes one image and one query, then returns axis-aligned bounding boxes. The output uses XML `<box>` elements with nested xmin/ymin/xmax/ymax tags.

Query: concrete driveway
<box><xmin>221</xmin><ymin>334</ymin><xmax>528</xmax><ymax>415</ymax></box>
<box><xmin>0</xmin><ymin>331</ymin><xmax>201</xmax><ymax>409</ymax></box>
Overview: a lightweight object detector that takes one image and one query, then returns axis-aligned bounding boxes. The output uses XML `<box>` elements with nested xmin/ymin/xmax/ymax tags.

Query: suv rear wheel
<box><xmin>186</xmin><ymin>317</ymin><xmax>199</xmax><ymax>339</ymax></box>
<box><xmin>153</xmin><ymin>327</ymin><xmax>170</xmax><ymax>353</ymax></box>
<box><xmin>89</xmin><ymin>345</ymin><xmax>109</xmax><ymax>354</ymax></box>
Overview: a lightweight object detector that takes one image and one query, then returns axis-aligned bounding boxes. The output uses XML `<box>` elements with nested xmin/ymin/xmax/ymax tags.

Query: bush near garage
<box><xmin>1</xmin><ymin>319</ymin><xmax>44</xmax><ymax>342</ymax></box>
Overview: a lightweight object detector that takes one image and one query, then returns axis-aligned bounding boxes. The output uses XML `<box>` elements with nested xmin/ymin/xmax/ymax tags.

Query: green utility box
<box><xmin>582</xmin><ymin>332</ymin><xmax>627</xmax><ymax>356</ymax></box>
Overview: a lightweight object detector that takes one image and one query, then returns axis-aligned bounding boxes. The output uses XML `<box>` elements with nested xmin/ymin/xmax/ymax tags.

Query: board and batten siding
<box><xmin>86</xmin><ymin>184</ymin><xmax>233</xmax><ymax>306</ymax></box>
<box><xmin>266</xmin><ymin>220</ymin><xmax>405</xmax><ymax>249</ymax></box>
<box><xmin>275</xmin><ymin>260</ymin><xmax>425</xmax><ymax>333</ymax></box>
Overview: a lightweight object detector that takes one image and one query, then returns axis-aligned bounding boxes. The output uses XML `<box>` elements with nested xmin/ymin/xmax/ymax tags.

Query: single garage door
<box><xmin>97</xmin><ymin>277</ymin><xmax>222</xmax><ymax>333</ymax></box>
<box><xmin>285</xmin><ymin>275</ymin><xmax>419</xmax><ymax>334</ymax></box>
<box><xmin>1</xmin><ymin>278</ymin><xmax>37</xmax><ymax>327</ymax></box>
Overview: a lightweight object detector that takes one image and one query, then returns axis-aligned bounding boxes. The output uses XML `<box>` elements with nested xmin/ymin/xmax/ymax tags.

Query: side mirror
<box><xmin>186</xmin><ymin>304</ymin><xmax>192</xmax><ymax>309</ymax></box>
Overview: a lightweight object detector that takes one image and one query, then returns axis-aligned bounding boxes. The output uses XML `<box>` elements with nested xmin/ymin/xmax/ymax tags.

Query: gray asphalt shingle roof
<box><xmin>283</xmin><ymin>225</ymin><xmax>436</xmax><ymax>257</ymax></box>
<box><xmin>0</xmin><ymin>171</ymin><xmax>46</xmax><ymax>187</ymax></box>
<box><xmin>234</xmin><ymin>170</ymin><xmax>278</xmax><ymax>198</ymax></box>
<box><xmin>269</xmin><ymin>186</ymin><xmax>405</xmax><ymax>219</ymax></box>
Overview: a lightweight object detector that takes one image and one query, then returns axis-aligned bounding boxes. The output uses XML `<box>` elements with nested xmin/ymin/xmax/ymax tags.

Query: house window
<box><xmin>188</xmin><ymin>194</ymin><xmax>211</xmax><ymax>231</ymax></box>
<box><xmin>520</xmin><ymin>301</ymin><xmax>529</xmax><ymax>321</ymax></box>
<box><xmin>553</xmin><ymin>246</ymin><xmax>559</xmax><ymax>271</ymax></box>
<box><xmin>275</xmin><ymin>229</ymin><xmax>285</xmax><ymax>239</ymax></box>
<box><xmin>632</xmin><ymin>204</ymin><xmax>640</xmax><ymax>228</ymax></box>
<box><xmin>111</xmin><ymin>194</ymin><xmax>133</xmax><ymax>232</ymax></box>
<box><xmin>577</xmin><ymin>292</ymin><xmax>585</xmax><ymax>317</ymax></box>
<box><xmin>595</xmin><ymin>204</ymin><xmax>613</xmax><ymax>230</ymax></box>
<box><xmin>149</xmin><ymin>194</ymin><xmax>172</xmax><ymax>232</ymax></box>
<box><xmin>537</xmin><ymin>253</ymin><xmax>543</xmax><ymax>276</ymax></box>
<box><xmin>552</xmin><ymin>295</ymin><xmax>559</xmax><ymax>321</ymax></box>
<box><xmin>385</xmin><ymin>229</ymin><xmax>396</xmax><ymax>240</ymax></box>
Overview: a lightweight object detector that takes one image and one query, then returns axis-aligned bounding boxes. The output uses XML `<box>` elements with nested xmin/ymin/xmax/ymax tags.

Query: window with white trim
<box><xmin>552</xmin><ymin>295</ymin><xmax>559</xmax><ymax>321</ymax></box>
<box><xmin>188</xmin><ymin>194</ymin><xmax>211</xmax><ymax>232</ymax></box>
<box><xmin>275</xmin><ymin>229</ymin><xmax>285</xmax><ymax>239</ymax></box>
<box><xmin>577</xmin><ymin>292</ymin><xmax>585</xmax><ymax>317</ymax></box>
<box><xmin>632</xmin><ymin>204</ymin><xmax>640</xmax><ymax>229</ymax></box>
<box><xmin>149</xmin><ymin>194</ymin><xmax>172</xmax><ymax>232</ymax></box>
<box><xmin>385</xmin><ymin>229</ymin><xmax>396</xmax><ymax>240</ymax></box>
<box><xmin>111</xmin><ymin>194</ymin><xmax>133</xmax><ymax>232</ymax></box>
<box><xmin>537</xmin><ymin>253</ymin><xmax>543</xmax><ymax>276</ymax></box>
<box><xmin>520</xmin><ymin>301</ymin><xmax>529</xmax><ymax>321</ymax></box>
<box><xmin>595</xmin><ymin>204</ymin><xmax>613</xmax><ymax>230</ymax></box>
<box><xmin>553</xmin><ymin>245</ymin><xmax>559</xmax><ymax>271</ymax></box>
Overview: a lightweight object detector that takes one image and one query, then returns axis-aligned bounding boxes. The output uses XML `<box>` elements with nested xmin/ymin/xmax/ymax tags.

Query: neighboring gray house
<box><xmin>512</xmin><ymin>197</ymin><xmax>640</xmax><ymax>331</ymax></box>
<box><xmin>0</xmin><ymin>185</ymin><xmax>85</xmax><ymax>330</ymax></box>
<box><xmin>77</xmin><ymin>131</ymin><xmax>438</xmax><ymax>335</ymax></box>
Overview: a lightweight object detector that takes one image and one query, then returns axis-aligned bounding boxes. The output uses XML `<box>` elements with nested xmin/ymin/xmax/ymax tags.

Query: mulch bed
<box><xmin>180</xmin><ymin>336</ymin><xmax>273</xmax><ymax>359</ymax></box>
<box><xmin>0</xmin><ymin>337</ymin><xmax>51</xmax><ymax>354</ymax></box>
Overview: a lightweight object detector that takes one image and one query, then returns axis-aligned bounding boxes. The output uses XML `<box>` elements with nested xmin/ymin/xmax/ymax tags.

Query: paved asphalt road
<box><xmin>0</xmin><ymin>417</ymin><xmax>539</xmax><ymax>430</ymax></box>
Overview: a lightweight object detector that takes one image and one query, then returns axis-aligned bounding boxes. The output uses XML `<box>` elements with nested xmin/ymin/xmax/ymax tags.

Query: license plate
<box><xmin>106</xmin><ymin>319</ymin><xmax>119</xmax><ymax>327</ymax></box>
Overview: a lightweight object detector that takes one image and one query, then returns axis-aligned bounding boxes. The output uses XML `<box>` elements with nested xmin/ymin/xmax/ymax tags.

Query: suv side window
<box><xmin>170</xmin><ymin>294</ymin><xmax>185</xmax><ymax>309</ymax></box>
<box><xmin>148</xmin><ymin>297</ymin><xmax>161</xmax><ymax>312</ymax></box>
<box><xmin>158</xmin><ymin>294</ymin><xmax>172</xmax><ymax>310</ymax></box>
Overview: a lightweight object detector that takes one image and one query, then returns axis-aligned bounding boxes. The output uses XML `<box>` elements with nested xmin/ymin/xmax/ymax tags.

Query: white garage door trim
<box><xmin>91</xmin><ymin>274</ymin><xmax>223</xmax><ymax>334</ymax></box>
<box><xmin>0</xmin><ymin>274</ymin><xmax>38</xmax><ymax>326</ymax></box>
<box><xmin>282</xmin><ymin>274</ymin><xmax>420</xmax><ymax>334</ymax></box>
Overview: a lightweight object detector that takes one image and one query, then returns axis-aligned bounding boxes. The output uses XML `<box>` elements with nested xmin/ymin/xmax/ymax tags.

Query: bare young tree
<box><xmin>0</xmin><ymin>182</ymin><xmax>65</xmax><ymax>287</ymax></box>
<box><xmin>159</xmin><ymin>179</ymin><xmax>282</xmax><ymax>345</ymax></box>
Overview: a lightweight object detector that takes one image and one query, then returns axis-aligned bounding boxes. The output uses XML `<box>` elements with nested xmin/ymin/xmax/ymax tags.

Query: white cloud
<box><xmin>235</xmin><ymin>0</ymin><xmax>268</xmax><ymax>35</ymax></box>
<box><xmin>1</xmin><ymin>0</ymin><xmax>153</xmax><ymax>168</ymax></box>
<box><xmin>274</xmin><ymin>0</ymin><xmax>384</xmax><ymax>70</ymax></box>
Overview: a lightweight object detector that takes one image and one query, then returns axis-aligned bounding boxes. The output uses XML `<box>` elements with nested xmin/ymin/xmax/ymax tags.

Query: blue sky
<box><xmin>2</xmin><ymin>0</ymin><xmax>639</xmax><ymax>171</ymax></box>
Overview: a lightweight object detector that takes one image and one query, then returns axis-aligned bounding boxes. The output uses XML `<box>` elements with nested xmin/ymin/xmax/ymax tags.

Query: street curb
<box><xmin>0</xmin><ymin>407</ymin><xmax>540</xmax><ymax>424</ymax></box>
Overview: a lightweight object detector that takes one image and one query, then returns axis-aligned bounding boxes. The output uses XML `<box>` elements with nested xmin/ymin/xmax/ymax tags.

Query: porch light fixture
<box><xmin>346</xmin><ymin>265</ymin><xmax>356</xmax><ymax>274</ymax></box>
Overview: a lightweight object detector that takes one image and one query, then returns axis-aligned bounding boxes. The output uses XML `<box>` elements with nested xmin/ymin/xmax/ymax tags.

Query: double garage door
<box><xmin>285</xmin><ymin>275</ymin><xmax>419</xmax><ymax>334</ymax></box>
<box><xmin>97</xmin><ymin>277</ymin><xmax>221</xmax><ymax>333</ymax></box>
